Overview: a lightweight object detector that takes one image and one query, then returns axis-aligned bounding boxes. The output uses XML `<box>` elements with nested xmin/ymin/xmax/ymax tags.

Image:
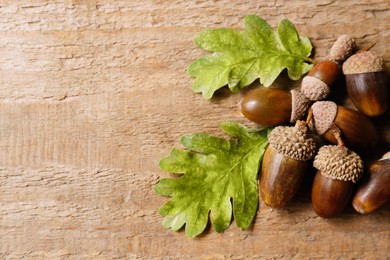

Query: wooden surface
<box><xmin>0</xmin><ymin>1</ymin><xmax>389</xmax><ymax>259</ymax></box>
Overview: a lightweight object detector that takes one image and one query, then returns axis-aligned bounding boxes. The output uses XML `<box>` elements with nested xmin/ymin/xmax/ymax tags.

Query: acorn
<box><xmin>260</xmin><ymin>120</ymin><xmax>317</xmax><ymax>208</ymax></box>
<box><xmin>312</xmin><ymin>131</ymin><xmax>364</xmax><ymax>218</ymax></box>
<box><xmin>301</xmin><ymin>35</ymin><xmax>355</xmax><ymax>101</ymax></box>
<box><xmin>329</xmin><ymin>34</ymin><xmax>356</xmax><ymax>63</ymax></box>
<box><xmin>343</xmin><ymin>51</ymin><xmax>389</xmax><ymax>117</ymax></box>
<box><xmin>308</xmin><ymin>101</ymin><xmax>378</xmax><ymax>149</ymax></box>
<box><xmin>352</xmin><ymin>151</ymin><xmax>390</xmax><ymax>214</ymax></box>
<box><xmin>240</xmin><ymin>87</ymin><xmax>310</xmax><ymax>126</ymax></box>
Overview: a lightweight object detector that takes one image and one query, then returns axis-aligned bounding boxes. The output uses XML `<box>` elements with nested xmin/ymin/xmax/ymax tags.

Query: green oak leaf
<box><xmin>154</xmin><ymin>122</ymin><xmax>269</xmax><ymax>238</ymax></box>
<box><xmin>187</xmin><ymin>15</ymin><xmax>313</xmax><ymax>99</ymax></box>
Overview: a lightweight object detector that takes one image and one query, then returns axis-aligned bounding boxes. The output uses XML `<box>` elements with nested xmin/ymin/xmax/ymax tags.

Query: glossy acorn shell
<box><xmin>322</xmin><ymin>106</ymin><xmax>378</xmax><ymax>149</ymax></box>
<box><xmin>260</xmin><ymin>145</ymin><xmax>308</xmax><ymax>208</ymax></box>
<box><xmin>311</xmin><ymin>171</ymin><xmax>354</xmax><ymax>218</ymax></box>
<box><xmin>241</xmin><ymin>88</ymin><xmax>292</xmax><ymax>126</ymax></box>
<box><xmin>352</xmin><ymin>158</ymin><xmax>390</xmax><ymax>214</ymax></box>
<box><xmin>308</xmin><ymin>60</ymin><xmax>340</xmax><ymax>86</ymax></box>
<box><xmin>346</xmin><ymin>72</ymin><xmax>389</xmax><ymax>117</ymax></box>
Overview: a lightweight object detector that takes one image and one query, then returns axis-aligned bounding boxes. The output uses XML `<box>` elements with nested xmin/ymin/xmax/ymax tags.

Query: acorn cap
<box><xmin>313</xmin><ymin>145</ymin><xmax>364</xmax><ymax>183</ymax></box>
<box><xmin>343</xmin><ymin>51</ymin><xmax>384</xmax><ymax>74</ymax></box>
<box><xmin>301</xmin><ymin>76</ymin><xmax>330</xmax><ymax>101</ymax></box>
<box><xmin>329</xmin><ymin>34</ymin><xmax>355</xmax><ymax>63</ymax></box>
<box><xmin>290</xmin><ymin>89</ymin><xmax>310</xmax><ymax>122</ymax></box>
<box><xmin>308</xmin><ymin>101</ymin><xmax>338</xmax><ymax>135</ymax></box>
<box><xmin>268</xmin><ymin>120</ymin><xmax>317</xmax><ymax>161</ymax></box>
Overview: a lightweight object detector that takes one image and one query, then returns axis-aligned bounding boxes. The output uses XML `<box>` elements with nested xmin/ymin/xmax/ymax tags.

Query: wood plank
<box><xmin>0</xmin><ymin>0</ymin><xmax>389</xmax><ymax>258</ymax></box>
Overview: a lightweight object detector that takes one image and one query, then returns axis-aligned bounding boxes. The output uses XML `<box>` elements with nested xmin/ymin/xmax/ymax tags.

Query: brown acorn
<box><xmin>301</xmin><ymin>61</ymin><xmax>340</xmax><ymax>101</ymax></box>
<box><xmin>301</xmin><ymin>35</ymin><xmax>355</xmax><ymax>101</ymax></box>
<box><xmin>260</xmin><ymin>121</ymin><xmax>317</xmax><ymax>208</ymax></box>
<box><xmin>240</xmin><ymin>87</ymin><xmax>310</xmax><ymax>126</ymax></box>
<box><xmin>343</xmin><ymin>51</ymin><xmax>389</xmax><ymax>117</ymax></box>
<box><xmin>329</xmin><ymin>34</ymin><xmax>356</xmax><ymax>63</ymax></box>
<box><xmin>312</xmin><ymin>132</ymin><xmax>364</xmax><ymax>218</ymax></box>
<box><xmin>308</xmin><ymin>101</ymin><xmax>378</xmax><ymax>149</ymax></box>
<box><xmin>352</xmin><ymin>151</ymin><xmax>390</xmax><ymax>214</ymax></box>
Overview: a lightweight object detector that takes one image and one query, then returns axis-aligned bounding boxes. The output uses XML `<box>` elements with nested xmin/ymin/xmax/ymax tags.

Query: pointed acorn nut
<box><xmin>260</xmin><ymin>121</ymin><xmax>317</xmax><ymax>209</ymax></box>
<box><xmin>301</xmin><ymin>35</ymin><xmax>355</xmax><ymax>101</ymax></box>
<box><xmin>343</xmin><ymin>51</ymin><xmax>389</xmax><ymax>117</ymax></box>
<box><xmin>240</xmin><ymin>87</ymin><xmax>310</xmax><ymax>126</ymax></box>
<box><xmin>308</xmin><ymin>101</ymin><xmax>378</xmax><ymax>149</ymax></box>
<box><xmin>352</xmin><ymin>151</ymin><xmax>390</xmax><ymax>214</ymax></box>
<box><xmin>312</xmin><ymin>144</ymin><xmax>364</xmax><ymax>218</ymax></box>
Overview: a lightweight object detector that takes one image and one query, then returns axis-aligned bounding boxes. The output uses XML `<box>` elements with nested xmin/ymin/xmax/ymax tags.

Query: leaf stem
<box><xmin>305</xmin><ymin>57</ymin><xmax>316</xmax><ymax>64</ymax></box>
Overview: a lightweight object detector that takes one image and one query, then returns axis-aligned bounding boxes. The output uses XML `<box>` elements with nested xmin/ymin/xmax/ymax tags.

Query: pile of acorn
<box><xmin>240</xmin><ymin>35</ymin><xmax>390</xmax><ymax>218</ymax></box>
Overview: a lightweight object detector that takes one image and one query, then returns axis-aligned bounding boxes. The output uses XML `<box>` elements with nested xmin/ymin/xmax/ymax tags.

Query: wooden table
<box><xmin>0</xmin><ymin>1</ymin><xmax>389</xmax><ymax>259</ymax></box>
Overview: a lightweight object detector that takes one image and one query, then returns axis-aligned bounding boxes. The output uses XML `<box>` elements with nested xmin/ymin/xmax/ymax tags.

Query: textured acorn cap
<box><xmin>290</xmin><ymin>89</ymin><xmax>310</xmax><ymax>122</ymax></box>
<box><xmin>308</xmin><ymin>101</ymin><xmax>338</xmax><ymax>135</ymax></box>
<box><xmin>313</xmin><ymin>145</ymin><xmax>364</xmax><ymax>183</ymax></box>
<box><xmin>343</xmin><ymin>51</ymin><xmax>384</xmax><ymax>74</ymax></box>
<box><xmin>268</xmin><ymin>121</ymin><xmax>317</xmax><ymax>161</ymax></box>
<box><xmin>329</xmin><ymin>34</ymin><xmax>355</xmax><ymax>63</ymax></box>
<box><xmin>301</xmin><ymin>76</ymin><xmax>330</xmax><ymax>101</ymax></box>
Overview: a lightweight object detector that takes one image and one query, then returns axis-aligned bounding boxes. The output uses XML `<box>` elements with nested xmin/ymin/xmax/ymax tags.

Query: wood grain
<box><xmin>0</xmin><ymin>0</ymin><xmax>389</xmax><ymax>259</ymax></box>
